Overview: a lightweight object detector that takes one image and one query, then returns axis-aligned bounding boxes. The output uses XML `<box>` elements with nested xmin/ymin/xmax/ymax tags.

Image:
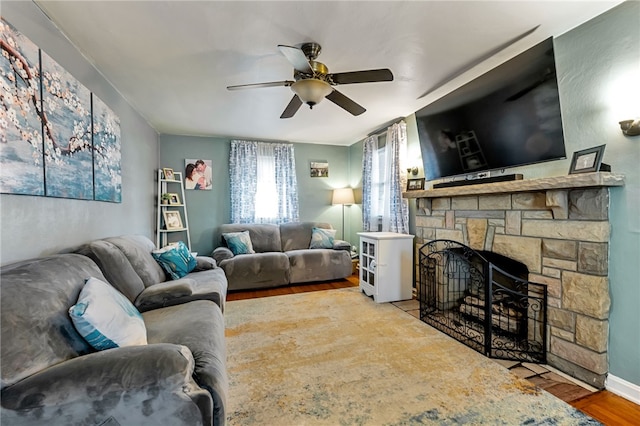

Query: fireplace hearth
<box><xmin>419</xmin><ymin>239</ymin><xmax>547</xmax><ymax>363</ymax></box>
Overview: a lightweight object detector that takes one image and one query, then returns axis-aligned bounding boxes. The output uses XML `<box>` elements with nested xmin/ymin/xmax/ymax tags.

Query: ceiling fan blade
<box><xmin>227</xmin><ymin>80</ymin><xmax>294</xmax><ymax>90</ymax></box>
<box><xmin>280</xmin><ymin>95</ymin><xmax>303</xmax><ymax>119</ymax></box>
<box><xmin>278</xmin><ymin>45</ymin><xmax>313</xmax><ymax>73</ymax></box>
<box><xmin>329</xmin><ymin>69</ymin><xmax>394</xmax><ymax>85</ymax></box>
<box><xmin>326</xmin><ymin>90</ymin><xmax>366</xmax><ymax>116</ymax></box>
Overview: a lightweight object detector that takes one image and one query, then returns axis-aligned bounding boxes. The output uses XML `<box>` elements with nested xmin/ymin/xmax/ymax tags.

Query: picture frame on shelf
<box><xmin>568</xmin><ymin>144</ymin><xmax>606</xmax><ymax>174</ymax></box>
<box><xmin>406</xmin><ymin>178</ymin><xmax>425</xmax><ymax>191</ymax></box>
<box><xmin>162</xmin><ymin>168</ymin><xmax>175</xmax><ymax>180</ymax></box>
<box><xmin>163</xmin><ymin>210</ymin><xmax>183</xmax><ymax>230</ymax></box>
<box><xmin>167</xmin><ymin>193</ymin><xmax>180</xmax><ymax>205</ymax></box>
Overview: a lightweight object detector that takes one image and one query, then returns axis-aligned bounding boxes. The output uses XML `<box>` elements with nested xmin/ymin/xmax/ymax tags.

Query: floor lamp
<box><xmin>332</xmin><ymin>188</ymin><xmax>355</xmax><ymax>240</ymax></box>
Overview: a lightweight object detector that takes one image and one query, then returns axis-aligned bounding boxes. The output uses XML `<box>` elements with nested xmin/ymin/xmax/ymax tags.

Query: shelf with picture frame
<box><xmin>156</xmin><ymin>169</ymin><xmax>191</xmax><ymax>250</ymax></box>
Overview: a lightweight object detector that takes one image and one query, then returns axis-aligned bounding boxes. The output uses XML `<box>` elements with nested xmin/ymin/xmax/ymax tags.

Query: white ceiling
<box><xmin>34</xmin><ymin>1</ymin><xmax>623</xmax><ymax>146</ymax></box>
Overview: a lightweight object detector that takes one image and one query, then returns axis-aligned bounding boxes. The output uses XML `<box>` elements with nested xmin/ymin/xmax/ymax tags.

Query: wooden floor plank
<box><xmin>570</xmin><ymin>391</ymin><xmax>640</xmax><ymax>425</ymax></box>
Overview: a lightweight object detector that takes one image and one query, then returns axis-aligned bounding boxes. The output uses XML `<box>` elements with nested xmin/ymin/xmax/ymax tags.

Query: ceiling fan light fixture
<box><xmin>291</xmin><ymin>79</ymin><xmax>332</xmax><ymax>108</ymax></box>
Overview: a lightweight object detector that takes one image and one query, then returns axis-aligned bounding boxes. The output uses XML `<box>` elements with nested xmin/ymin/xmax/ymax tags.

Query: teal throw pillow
<box><xmin>309</xmin><ymin>227</ymin><xmax>336</xmax><ymax>249</ymax></box>
<box><xmin>151</xmin><ymin>241</ymin><xmax>197</xmax><ymax>280</ymax></box>
<box><xmin>69</xmin><ymin>277</ymin><xmax>147</xmax><ymax>351</ymax></box>
<box><xmin>223</xmin><ymin>230</ymin><xmax>255</xmax><ymax>255</ymax></box>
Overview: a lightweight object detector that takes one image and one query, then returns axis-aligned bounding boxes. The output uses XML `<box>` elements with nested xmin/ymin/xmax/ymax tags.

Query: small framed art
<box><xmin>162</xmin><ymin>168</ymin><xmax>175</xmax><ymax>180</ymax></box>
<box><xmin>163</xmin><ymin>210</ymin><xmax>183</xmax><ymax>230</ymax></box>
<box><xmin>407</xmin><ymin>178</ymin><xmax>425</xmax><ymax>191</ymax></box>
<box><xmin>568</xmin><ymin>144</ymin><xmax>606</xmax><ymax>174</ymax></box>
<box><xmin>310</xmin><ymin>161</ymin><xmax>329</xmax><ymax>177</ymax></box>
<box><xmin>167</xmin><ymin>193</ymin><xmax>181</xmax><ymax>205</ymax></box>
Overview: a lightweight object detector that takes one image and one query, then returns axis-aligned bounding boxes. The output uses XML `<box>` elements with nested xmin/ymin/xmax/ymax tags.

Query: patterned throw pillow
<box><xmin>69</xmin><ymin>277</ymin><xmax>147</xmax><ymax>351</ymax></box>
<box><xmin>223</xmin><ymin>230</ymin><xmax>255</xmax><ymax>255</ymax></box>
<box><xmin>309</xmin><ymin>227</ymin><xmax>336</xmax><ymax>249</ymax></box>
<box><xmin>151</xmin><ymin>241</ymin><xmax>197</xmax><ymax>280</ymax></box>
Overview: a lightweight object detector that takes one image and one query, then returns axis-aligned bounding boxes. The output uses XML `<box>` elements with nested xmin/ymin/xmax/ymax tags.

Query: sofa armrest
<box><xmin>212</xmin><ymin>247</ymin><xmax>234</xmax><ymax>264</ymax></box>
<box><xmin>195</xmin><ymin>256</ymin><xmax>217</xmax><ymax>271</ymax></box>
<box><xmin>333</xmin><ymin>239</ymin><xmax>352</xmax><ymax>251</ymax></box>
<box><xmin>1</xmin><ymin>344</ymin><xmax>212</xmax><ymax>425</ymax></box>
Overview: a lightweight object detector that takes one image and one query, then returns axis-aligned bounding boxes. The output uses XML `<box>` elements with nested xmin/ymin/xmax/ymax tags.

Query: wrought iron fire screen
<box><xmin>418</xmin><ymin>240</ymin><xmax>547</xmax><ymax>363</ymax></box>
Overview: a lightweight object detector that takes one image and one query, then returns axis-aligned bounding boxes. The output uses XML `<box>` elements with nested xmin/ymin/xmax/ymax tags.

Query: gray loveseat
<box><xmin>0</xmin><ymin>254</ymin><xmax>227</xmax><ymax>425</ymax></box>
<box><xmin>212</xmin><ymin>222</ymin><xmax>352</xmax><ymax>291</ymax></box>
<box><xmin>76</xmin><ymin>235</ymin><xmax>228</xmax><ymax>312</ymax></box>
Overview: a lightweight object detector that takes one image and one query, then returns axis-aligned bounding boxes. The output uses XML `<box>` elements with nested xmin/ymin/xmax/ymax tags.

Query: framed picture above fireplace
<box><xmin>568</xmin><ymin>144</ymin><xmax>606</xmax><ymax>174</ymax></box>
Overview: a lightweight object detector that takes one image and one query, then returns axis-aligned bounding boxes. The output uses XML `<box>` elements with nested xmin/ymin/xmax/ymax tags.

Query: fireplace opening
<box><xmin>418</xmin><ymin>240</ymin><xmax>547</xmax><ymax>363</ymax></box>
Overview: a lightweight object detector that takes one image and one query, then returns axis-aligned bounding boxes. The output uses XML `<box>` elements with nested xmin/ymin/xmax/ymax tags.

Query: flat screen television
<box><xmin>416</xmin><ymin>37</ymin><xmax>566</xmax><ymax>182</ymax></box>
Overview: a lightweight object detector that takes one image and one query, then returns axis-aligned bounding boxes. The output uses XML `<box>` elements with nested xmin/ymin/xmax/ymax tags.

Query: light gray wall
<box><xmin>159</xmin><ymin>135</ymin><xmax>351</xmax><ymax>255</ymax></box>
<box><xmin>553</xmin><ymin>1</ymin><xmax>639</xmax><ymax>387</ymax></box>
<box><xmin>0</xmin><ymin>2</ymin><xmax>159</xmax><ymax>265</ymax></box>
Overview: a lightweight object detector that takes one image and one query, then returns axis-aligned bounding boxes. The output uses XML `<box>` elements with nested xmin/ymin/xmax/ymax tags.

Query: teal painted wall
<box><xmin>554</xmin><ymin>1</ymin><xmax>640</xmax><ymax>387</ymax></box>
<box><xmin>0</xmin><ymin>2</ymin><xmax>158</xmax><ymax>265</ymax></box>
<box><xmin>159</xmin><ymin>136</ymin><xmax>352</xmax><ymax>255</ymax></box>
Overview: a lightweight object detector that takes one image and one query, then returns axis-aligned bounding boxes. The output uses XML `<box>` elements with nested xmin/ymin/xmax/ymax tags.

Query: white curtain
<box><xmin>362</xmin><ymin>121</ymin><xmax>409</xmax><ymax>233</ymax></box>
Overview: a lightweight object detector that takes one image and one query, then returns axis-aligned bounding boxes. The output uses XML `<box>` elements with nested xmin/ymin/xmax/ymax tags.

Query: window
<box><xmin>229</xmin><ymin>140</ymin><xmax>299</xmax><ymax>224</ymax></box>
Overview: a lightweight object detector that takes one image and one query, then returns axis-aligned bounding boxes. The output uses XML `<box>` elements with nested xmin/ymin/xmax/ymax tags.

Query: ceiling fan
<box><xmin>226</xmin><ymin>42</ymin><xmax>393</xmax><ymax>119</ymax></box>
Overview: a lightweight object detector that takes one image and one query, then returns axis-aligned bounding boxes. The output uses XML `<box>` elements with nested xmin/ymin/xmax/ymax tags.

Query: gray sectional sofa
<box><xmin>212</xmin><ymin>222</ymin><xmax>352</xmax><ymax>291</ymax></box>
<box><xmin>0</xmin><ymin>253</ymin><xmax>227</xmax><ymax>425</ymax></box>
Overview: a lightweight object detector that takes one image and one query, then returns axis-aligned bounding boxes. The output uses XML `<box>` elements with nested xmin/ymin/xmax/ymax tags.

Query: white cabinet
<box><xmin>358</xmin><ymin>232</ymin><xmax>414</xmax><ymax>303</ymax></box>
<box><xmin>156</xmin><ymin>169</ymin><xmax>191</xmax><ymax>250</ymax></box>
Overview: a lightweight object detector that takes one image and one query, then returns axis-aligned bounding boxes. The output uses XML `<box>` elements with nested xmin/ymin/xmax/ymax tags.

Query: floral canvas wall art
<box><xmin>41</xmin><ymin>50</ymin><xmax>93</xmax><ymax>200</ymax></box>
<box><xmin>93</xmin><ymin>94</ymin><xmax>122</xmax><ymax>202</ymax></box>
<box><xmin>0</xmin><ymin>18</ymin><xmax>45</xmax><ymax>196</ymax></box>
<box><xmin>0</xmin><ymin>17</ymin><xmax>122</xmax><ymax>203</ymax></box>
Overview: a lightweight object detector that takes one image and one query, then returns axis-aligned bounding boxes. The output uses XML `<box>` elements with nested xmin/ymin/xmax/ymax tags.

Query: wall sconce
<box><xmin>407</xmin><ymin>166</ymin><xmax>419</xmax><ymax>176</ymax></box>
<box><xmin>619</xmin><ymin>119</ymin><xmax>640</xmax><ymax>136</ymax></box>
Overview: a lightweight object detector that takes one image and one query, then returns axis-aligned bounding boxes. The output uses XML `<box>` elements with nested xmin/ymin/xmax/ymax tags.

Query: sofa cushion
<box><xmin>219</xmin><ymin>252</ymin><xmax>290</xmax><ymax>290</ymax></box>
<box><xmin>75</xmin><ymin>239</ymin><xmax>146</xmax><ymax>302</ymax></box>
<box><xmin>287</xmin><ymin>249</ymin><xmax>353</xmax><ymax>284</ymax></box>
<box><xmin>218</xmin><ymin>223</ymin><xmax>281</xmax><ymax>253</ymax></box>
<box><xmin>309</xmin><ymin>227</ymin><xmax>336</xmax><ymax>249</ymax></box>
<box><xmin>152</xmin><ymin>241</ymin><xmax>197</xmax><ymax>280</ymax></box>
<box><xmin>106</xmin><ymin>236</ymin><xmax>167</xmax><ymax>287</ymax></box>
<box><xmin>144</xmin><ymin>300</ymin><xmax>228</xmax><ymax>425</ymax></box>
<box><xmin>280</xmin><ymin>222</ymin><xmax>333</xmax><ymax>251</ymax></box>
<box><xmin>222</xmin><ymin>230</ymin><xmax>255</xmax><ymax>255</ymax></box>
<box><xmin>69</xmin><ymin>277</ymin><xmax>147</xmax><ymax>350</ymax></box>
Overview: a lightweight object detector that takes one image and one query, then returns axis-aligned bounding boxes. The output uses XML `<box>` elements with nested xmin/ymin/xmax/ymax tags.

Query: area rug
<box><xmin>225</xmin><ymin>287</ymin><xmax>599</xmax><ymax>425</ymax></box>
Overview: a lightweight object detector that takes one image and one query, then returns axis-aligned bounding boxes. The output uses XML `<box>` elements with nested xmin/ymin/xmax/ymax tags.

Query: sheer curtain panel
<box><xmin>230</xmin><ymin>140</ymin><xmax>299</xmax><ymax>224</ymax></box>
<box><xmin>361</xmin><ymin>121</ymin><xmax>409</xmax><ymax>234</ymax></box>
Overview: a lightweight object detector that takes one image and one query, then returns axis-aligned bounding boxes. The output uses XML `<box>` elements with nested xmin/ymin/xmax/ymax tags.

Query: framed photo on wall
<box><xmin>568</xmin><ymin>144</ymin><xmax>606</xmax><ymax>174</ymax></box>
<box><xmin>185</xmin><ymin>159</ymin><xmax>213</xmax><ymax>190</ymax></box>
<box><xmin>310</xmin><ymin>161</ymin><xmax>329</xmax><ymax>177</ymax></box>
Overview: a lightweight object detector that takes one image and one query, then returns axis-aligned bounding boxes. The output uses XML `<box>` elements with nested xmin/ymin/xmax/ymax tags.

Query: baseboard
<box><xmin>606</xmin><ymin>374</ymin><xmax>640</xmax><ymax>404</ymax></box>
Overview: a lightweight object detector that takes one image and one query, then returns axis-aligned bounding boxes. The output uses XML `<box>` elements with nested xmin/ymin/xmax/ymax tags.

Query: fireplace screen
<box><xmin>418</xmin><ymin>240</ymin><xmax>547</xmax><ymax>363</ymax></box>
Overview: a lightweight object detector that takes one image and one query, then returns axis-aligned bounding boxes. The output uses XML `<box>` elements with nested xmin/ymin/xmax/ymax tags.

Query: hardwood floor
<box><xmin>226</xmin><ymin>275</ymin><xmax>640</xmax><ymax>424</ymax></box>
<box><xmin>570</xmin><ymin>391</ymin><xmax>640</xmax><ymax>426</ymax></box>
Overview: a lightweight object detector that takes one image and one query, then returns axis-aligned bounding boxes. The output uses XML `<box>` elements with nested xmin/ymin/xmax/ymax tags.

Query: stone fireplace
<box><xmin>404</xmin><ymin>172</ymin><xmax>625</xmax><ymax>389</ymax></box>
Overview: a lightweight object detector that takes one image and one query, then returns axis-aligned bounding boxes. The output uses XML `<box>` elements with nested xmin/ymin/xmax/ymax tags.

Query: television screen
<box><xmin>416</xmin><ymin>38</ymin><xmax>566</xmax><ymax>181</ymax></box>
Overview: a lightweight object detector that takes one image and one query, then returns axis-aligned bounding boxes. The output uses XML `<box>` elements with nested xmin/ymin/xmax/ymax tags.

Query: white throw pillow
<box><xmin>69</xmin><ymin>277</ymin><xmax>147</xmax><ymax>350</ymax></box>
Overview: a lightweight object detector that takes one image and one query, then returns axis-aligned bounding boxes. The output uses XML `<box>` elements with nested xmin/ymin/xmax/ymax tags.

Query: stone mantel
<box><xmin>403</xmin><ymin>172</ymin><xmax>625</xmax><ymax>199</ymax></box>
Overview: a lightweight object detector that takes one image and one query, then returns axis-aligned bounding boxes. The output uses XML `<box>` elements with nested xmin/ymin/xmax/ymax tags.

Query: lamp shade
<box><xmin>291</xmin><ymin>79</ymin><xmax>333</xmax><ymax>107</ymax></box>
<box><xmin>332</xmin><ymin>188</ymin><xmax>355</xmax><ymax>205</ymax></box>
